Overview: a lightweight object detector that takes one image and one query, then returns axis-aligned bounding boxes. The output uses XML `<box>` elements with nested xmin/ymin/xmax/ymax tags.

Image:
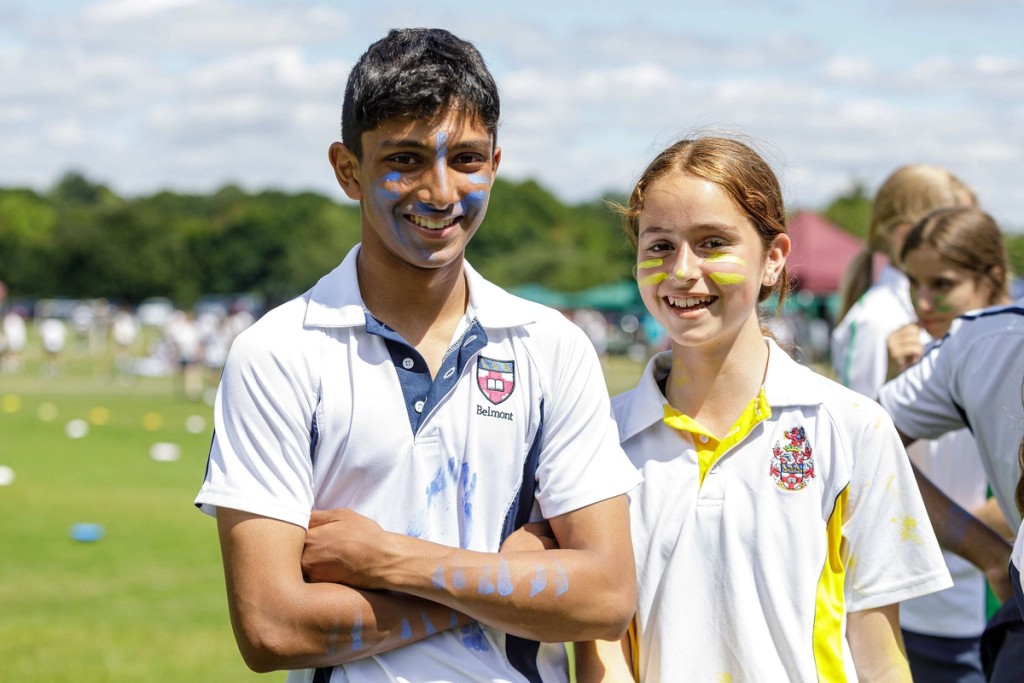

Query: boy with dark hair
<box><xmin>195</xmin><ymin>28</ymin><xmax>640</xmax><ymax>683</ymax></box>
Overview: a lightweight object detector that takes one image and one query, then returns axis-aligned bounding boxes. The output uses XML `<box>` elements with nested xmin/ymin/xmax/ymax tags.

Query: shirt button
<box><xmin>414</xmin><ymin>400</ymin><xmax>425</xmax><ymax>414</ymax></box>
<box><xmin>710</xmin><ymin>464</ymin><xmax>720</xmax><ymax>474</ymax></box>
<box><xmin>698</xmin><ymin>434</ymin><xmax>710</xmax><ymax>444</ymax></box>
<box><xmin>402</xmin><ymin>357</ymin><xmax>414</xmax><ymax>370</ymax></box>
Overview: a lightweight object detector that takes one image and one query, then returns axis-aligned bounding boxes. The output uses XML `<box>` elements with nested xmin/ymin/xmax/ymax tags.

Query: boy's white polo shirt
<box><xmin>879</xmin><ymin>300</ymin><xmax>1024</xmax><ymax>529</ymax></box>
<box><xmin>615</xmin><ymin>340</ymin><xmax>950</xmax><ymax>683</ymax></box>
<box><xmin>195</xmin><ymin>244</ymin><xmax>641</xmax><ymax>683</ymax></box>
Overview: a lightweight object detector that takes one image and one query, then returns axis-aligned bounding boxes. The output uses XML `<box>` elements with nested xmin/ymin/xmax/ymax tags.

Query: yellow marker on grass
<box><xmin>1</xmin><ymin>394</ymin><xmax>21</xmax><ymax>413</ymax></box>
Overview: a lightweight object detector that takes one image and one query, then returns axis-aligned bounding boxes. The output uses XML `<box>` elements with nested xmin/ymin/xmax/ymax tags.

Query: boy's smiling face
<box><xmin>331</xmin><ymin>109</ymin><xmax>500</xmax><ymax>273</ymax></box>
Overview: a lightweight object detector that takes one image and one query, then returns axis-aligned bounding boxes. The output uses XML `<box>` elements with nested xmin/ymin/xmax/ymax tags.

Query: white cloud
<box><xmin>1</xmin><ymin>0</ymin><xmax>1023</xmax><ymax>232</ymax></box>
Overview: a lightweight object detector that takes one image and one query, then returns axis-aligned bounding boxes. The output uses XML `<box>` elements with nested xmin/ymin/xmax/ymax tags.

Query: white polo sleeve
<box><xmin>878</xmin><ymin>335</ymin><xmax>966</xmax><ymax>442</ymax></box>
<box><xmin>532</xmin><ymin>323</ymin><xmax>642</xmax><ymax>519</ymax></box>
<box><xmin>194</xmin><ymin>322</ymin><xmax>320</xmax><ymax>528</ymax></box>
<box><xmin>841</xmin><ymin>402</ymin><xmax>952</xmax><ymax>611</ymax></box>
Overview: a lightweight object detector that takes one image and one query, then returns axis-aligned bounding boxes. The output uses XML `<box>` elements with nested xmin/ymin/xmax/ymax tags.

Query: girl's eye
<box><xmin>703</xmin><ymin>238</ymin><xmax>727</xmax><ymax>250</ymax></box>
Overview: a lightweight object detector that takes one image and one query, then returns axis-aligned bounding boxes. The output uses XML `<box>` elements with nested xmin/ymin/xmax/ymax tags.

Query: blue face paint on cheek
<box><xmin>376</xmin><ymin>172</ymin><xmax>401</xmax><ymax>200</ymax></box>
<box><xmin>462</xmin><ymin>173</ymin><xmax>490</xmax><ymax>217</ymax></box>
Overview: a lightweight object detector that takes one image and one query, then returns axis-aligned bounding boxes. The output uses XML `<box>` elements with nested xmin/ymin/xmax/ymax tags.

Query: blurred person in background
<box><xmin>38</xmin><ymin>316</ymin><xmax>66</xmax><ymax>377</ymax></box>
<box><xmin>883</xmin><ymin>206</ymin><xmax>1013</xmax><ymax>683</ymax></box>
<box><xmin>1</xmin><ymin>308</ymin><xmax>26</xmax><ymax>373</ymax></box>
<box><xmin>831</xmin><ymin>164</ymin><xmax>976</xmax><ymax>393</ymax></box>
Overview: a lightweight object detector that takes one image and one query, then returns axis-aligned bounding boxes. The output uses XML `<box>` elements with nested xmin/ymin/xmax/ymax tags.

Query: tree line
<box><xmin>1</xmin><ymin>172</ymin><xmax>1022</xmax><ymax>309</ymax></box>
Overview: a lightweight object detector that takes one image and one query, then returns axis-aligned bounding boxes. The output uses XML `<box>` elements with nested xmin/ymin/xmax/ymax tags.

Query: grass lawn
<box><xmin>0</xmin><ymin>330</ymin><xmax>646</xmax><ymax>682</ymax></box>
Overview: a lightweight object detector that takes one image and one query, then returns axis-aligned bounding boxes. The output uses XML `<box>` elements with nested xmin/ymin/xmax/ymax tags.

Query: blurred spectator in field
<box><xmin>69</xmin><ymin>301</ymin><xmax>93</xmax><ymax>353</ymax></box>
<box><xmin>111</xmin><ymin>305</ymin><xmax>141</xmax><ymax>364</ymax></box>
<box><xmin>225</xmin><ymin>301</ymin><xmax>256</xmax><ymax>339</ymax></box>
<box><xmin>166</xmin><ymin>310</ymin><xmax>203</xmax><ymax>400</ymax></box>
<box><xmin>38</xmin><ymin>317</ymin><xmax>67</xmax><ymax>377</ymax></box>
<box><xmin>574</xmin><ymin>308</ymin><xmax>609</xmax><ymax>363</ymax></box>
<box><xmin>90</xmin><ymin>299</ymin><xmax>111</xmax><ymax>354</ymax></box>
<box><xmin>1</xmin><ymin>309</ymin><xmax>27</xmax><ymax>373</ymax></box>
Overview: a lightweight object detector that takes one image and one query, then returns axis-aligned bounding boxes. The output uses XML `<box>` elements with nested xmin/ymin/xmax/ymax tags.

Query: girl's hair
<box><xmin>900</xmin><ymin>206</ymin><xmax>1010</xmax><ymax>306</ymax></box>
<box><xmin>838</xmin><ymin>164</ymin><xmax>976</xmax><ymax>318</ymax></box>
<box><xmin>615</xmin><ymin>136</ymin><xmax>790</xmax><ymax>311</ymax></box>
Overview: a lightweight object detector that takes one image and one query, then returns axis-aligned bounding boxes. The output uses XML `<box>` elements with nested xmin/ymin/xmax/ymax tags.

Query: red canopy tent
<box><xmin>784</xmin><ymin>211</ymin><xmax>864</xmax><ymax>295</ymax></box>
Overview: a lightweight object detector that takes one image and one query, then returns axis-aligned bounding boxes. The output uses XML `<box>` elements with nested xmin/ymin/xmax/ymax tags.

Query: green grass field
<box><xmin>0</xmin><ymin>331</ymin><xmax>645</xmax><ymax>682</ymax></box>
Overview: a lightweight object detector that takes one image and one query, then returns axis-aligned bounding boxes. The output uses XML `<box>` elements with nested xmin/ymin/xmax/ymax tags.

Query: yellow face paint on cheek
<box><xmin>638</xmin><ymin>272</ymin><xmax>668</xmax><ymax>287</ymax></box>
<box><xmin>704</xmin><ymin>253</ymin><xmax>746</xmax><ymax>266</ymax></box>
<box><xmin>637</xmin><ymin>258</ymin><xmax>663</xmax><ymax>269</ymax></box>
<box><xmin>708</xmin><ymin>272</ymin><xmax>747</xmax><ymax>286</ymax></box>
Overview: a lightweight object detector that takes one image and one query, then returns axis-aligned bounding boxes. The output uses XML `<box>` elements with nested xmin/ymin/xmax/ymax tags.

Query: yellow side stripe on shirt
<box><xmin>814</xmin><ymin>486</ymin><xmax>849</xmax><ymax>683</ymax></box>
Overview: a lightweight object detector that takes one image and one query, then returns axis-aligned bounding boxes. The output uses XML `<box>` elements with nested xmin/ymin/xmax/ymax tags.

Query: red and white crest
<box><xmin>477</xmin><ymin>357</ymin><xmax>515</xmax><ymax>405</ymax></box>
<box><xmin>769</xmin><ymin>426</ymin><xmax>815</xmax><ymax>491</ymax></box>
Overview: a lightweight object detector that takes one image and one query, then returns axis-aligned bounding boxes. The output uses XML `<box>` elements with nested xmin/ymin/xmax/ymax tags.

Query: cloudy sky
<box><xmin>3</xmin><ymin>0</ymin><xmax>1023</xmax><ymax>231</ymax></box>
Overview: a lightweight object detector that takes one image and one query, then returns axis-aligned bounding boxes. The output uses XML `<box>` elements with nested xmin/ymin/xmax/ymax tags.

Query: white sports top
<box><xmin>196</xmin><ymin>245</ymin><xmax>641</xmax><ymax>683</ymax></box>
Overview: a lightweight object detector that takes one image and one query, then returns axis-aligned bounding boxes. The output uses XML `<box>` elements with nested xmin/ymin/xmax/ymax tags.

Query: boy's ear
<box><xmin>329</xmin><ymin>142</ymin><xmax>362</xmax><ymax>200</ymax></box>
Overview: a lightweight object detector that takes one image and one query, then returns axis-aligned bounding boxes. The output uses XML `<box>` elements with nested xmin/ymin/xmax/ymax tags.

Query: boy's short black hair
<box><xmin>342</xmin><ymin>28</ymin><xmax>500</xmax><ymax>159</ymax></box>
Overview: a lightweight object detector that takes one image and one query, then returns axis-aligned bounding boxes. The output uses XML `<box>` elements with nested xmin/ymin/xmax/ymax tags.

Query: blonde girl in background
<box><xmin>575</xmin><ymin>136</ymin><xmax>951</xmax><ymax>683</ymax></box>
<box><xmin>884</xmin><ymin>206</ymin><xmax>1013</xmax><ymax>682</ymax></box>
<box><xmin>831</xmin><ymin>164</ymin><xmax>975</xmax><ymax>394</ymax></box>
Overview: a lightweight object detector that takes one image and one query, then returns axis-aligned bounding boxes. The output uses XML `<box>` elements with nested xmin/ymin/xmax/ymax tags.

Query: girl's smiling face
<box><xmin>635</xmin><ymin>172</ymin><xmax>788</xmax><ymax>350</ymax></box>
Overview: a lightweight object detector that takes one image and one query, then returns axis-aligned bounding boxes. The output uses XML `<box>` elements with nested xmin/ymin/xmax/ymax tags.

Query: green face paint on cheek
<box><xmin>639</xmin><ymin>272</ymin><xmax>669</xmax><ymax>287</ymax></box>
<box><xmin>933</xmin><ymin>294</ymin><xmax>953</xmax><ymax>313</ymax></box>
<box><xmin>708</xmin><ymin>272</ymin><xmax>747</xmax><ymax>286</ymax></box>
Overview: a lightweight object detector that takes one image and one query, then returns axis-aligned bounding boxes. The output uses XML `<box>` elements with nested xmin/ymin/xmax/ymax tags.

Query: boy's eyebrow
<box><xmin>379</xmin><ymin>137</ymin><xmax>493</xmax><ymax>152</ymax></box>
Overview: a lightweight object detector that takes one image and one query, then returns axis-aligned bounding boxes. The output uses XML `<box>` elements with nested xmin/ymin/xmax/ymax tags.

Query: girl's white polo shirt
<box><xmin>615</xmin><ymin>340</ymin><xmax>950</xmax><ymax>683</ymax></box>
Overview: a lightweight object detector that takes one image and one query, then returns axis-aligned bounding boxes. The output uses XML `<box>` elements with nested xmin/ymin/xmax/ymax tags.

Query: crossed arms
<box><xmin>216</xmin><ymin>494</ymin><xmax>635</xmax><ymax>672</ymax></box>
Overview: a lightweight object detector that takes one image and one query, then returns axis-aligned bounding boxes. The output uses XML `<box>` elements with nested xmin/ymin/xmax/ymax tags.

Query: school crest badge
<box><xmin>477</xmin><ymin>357</ymin><xmax>515</xmax><ymax>405</ymax></box>
<box><xmin>769</xmin><ymin>426</ymin><xmax>815</xmax><ymax>491</ymax></box>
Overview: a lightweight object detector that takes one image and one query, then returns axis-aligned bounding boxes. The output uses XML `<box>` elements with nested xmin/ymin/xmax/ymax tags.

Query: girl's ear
<box><xmin>981</xmin><ymin>265</ymin><xmax>1005</xmax><ymax>305</ymax></box>
<box><xmin>763</xmin><ymin>233</ymin><xmax>792</xmax><ymax>286</ymax></box>
<box><xmin>329</xmin><ymin>142</ymin><xmax>363</xmax><ymax>201</ymax></box>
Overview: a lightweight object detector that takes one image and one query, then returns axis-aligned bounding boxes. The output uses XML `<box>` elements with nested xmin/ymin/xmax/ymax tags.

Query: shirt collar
<box><xmin>616</xmin><ymin>350</ymin><xmax>674</xmax><ymax>442</ymax></box>
<box><xmin>617</xmin><ymin>339</ymin><xmax>825</xmax><ymax>442</ymax></box>
<box><xmin>303</xmin><ymin>243</ymin><xmax>540</xmax><ymax>330</ymax></box>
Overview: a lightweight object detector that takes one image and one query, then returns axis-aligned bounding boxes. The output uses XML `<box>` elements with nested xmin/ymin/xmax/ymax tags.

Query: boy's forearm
<box><xmin>378</xmin><ymin>540</ymin><xmax>634</xmax><ymax>642</ymax></box>
<box><xmin>218</xmin><ymin>508</ymin><xmax>471</xmax><ymax>672</ymax></box>
<box><xmin>303</xmin><ymin>499</ymin><xmax>636</xmax><ymax>642</ymax></box>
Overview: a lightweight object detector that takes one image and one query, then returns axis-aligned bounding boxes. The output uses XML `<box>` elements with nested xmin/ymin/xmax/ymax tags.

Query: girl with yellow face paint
<box><xmin>574</xmin><ymin>137</ymin><xmax>951</xmax><ymax>683</ymax></box>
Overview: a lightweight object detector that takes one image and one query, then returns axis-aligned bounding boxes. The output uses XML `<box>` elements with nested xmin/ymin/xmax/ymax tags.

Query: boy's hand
<box><xmin>302</xmin><ymin>508</ymin><xmax>395</xmax><ymax>588</ymax></box>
